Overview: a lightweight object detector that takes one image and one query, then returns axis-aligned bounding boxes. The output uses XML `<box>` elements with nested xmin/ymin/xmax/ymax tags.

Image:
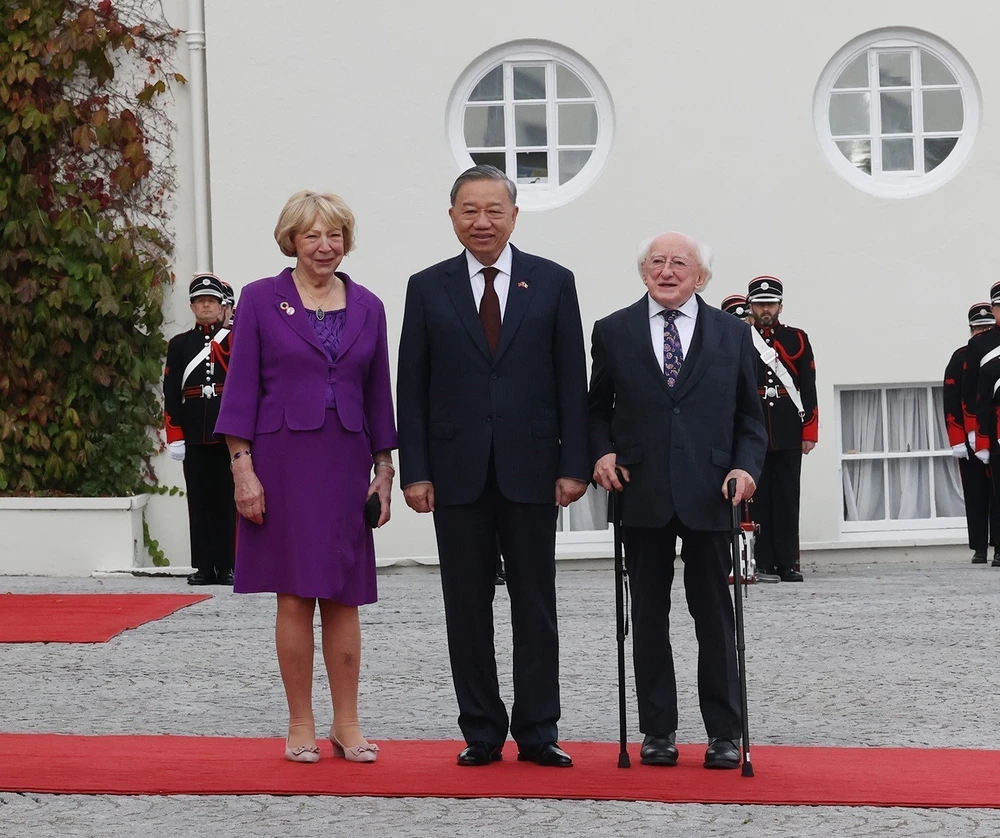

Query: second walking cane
<box><xmin>610</xmin><ymin>481</ymin><xmax>631</xmax><ymax>768</ymax></box>
<box><xmin>728</xmin><ymin>477</ymin><xmax>755</xmax><ymax>777</ymax></box>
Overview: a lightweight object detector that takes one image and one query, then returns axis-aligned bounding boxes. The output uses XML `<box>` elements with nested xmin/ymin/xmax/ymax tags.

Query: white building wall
<box><xmin>148</xmin><ymin>1</ymin><xmax>1000</xmax><ymax>565</ymax></box>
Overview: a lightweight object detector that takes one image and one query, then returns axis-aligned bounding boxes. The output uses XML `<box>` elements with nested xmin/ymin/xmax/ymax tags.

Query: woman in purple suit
<box><xmin>215</xmin><ymin>191</ymin><xmax>397</xmax><ymax>764</ymax></box>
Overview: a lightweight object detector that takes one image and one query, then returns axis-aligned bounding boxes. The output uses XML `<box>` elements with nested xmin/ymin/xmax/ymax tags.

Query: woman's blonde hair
<box><xmin>274</xmin><ymin>190</ymin><xmax>356</xmax><ymax>257</ymax></box>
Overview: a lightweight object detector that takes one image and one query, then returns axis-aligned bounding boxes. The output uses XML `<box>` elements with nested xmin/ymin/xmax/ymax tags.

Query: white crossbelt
<box><xmin>981</xmin><ymin>345</ymin><xmax>1000</xmax><ymax>398</ymax></box>
<box><xmin>181</xmin><ymin>329</ymin><xmax>230</xmax><ymax>397</ymax></box>
<box><xmin>751</xmin><ymin>328</ymin><xmax>805</xmax><ymax>419</ymax></box>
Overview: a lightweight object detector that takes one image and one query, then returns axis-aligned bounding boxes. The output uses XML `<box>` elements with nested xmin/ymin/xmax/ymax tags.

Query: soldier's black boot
<box><xmin>187</xmin><ymin>568</ymin><xmax>216</xmax><ymax>585</ymax></box>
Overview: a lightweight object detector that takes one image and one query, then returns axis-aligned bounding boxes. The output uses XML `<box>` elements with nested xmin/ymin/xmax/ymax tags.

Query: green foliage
<box><xmin>142</xmin><ymin>481</ymin><xmax>183</xmax><ymax>566</ymax></box>
<box><xmin>0</xmin><ymin>1</ymin><xmax>183</xmax><ymax>497</ymax></box>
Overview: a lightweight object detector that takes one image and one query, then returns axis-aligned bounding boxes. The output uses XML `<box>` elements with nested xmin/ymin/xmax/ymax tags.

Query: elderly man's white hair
<box><xmin>636</xmin><ymin>232</ymin><xmax>714</xmax><ymax>286</ymax></box>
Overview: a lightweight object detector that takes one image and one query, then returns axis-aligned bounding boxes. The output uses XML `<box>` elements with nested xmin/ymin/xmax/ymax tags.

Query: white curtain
<box><xmin>842</xmin><ymin>389</ymin><xmax>886</xmax><ymax>521</ymax></box>
<box><xmin>842</xmin><ymin>387</ymin><xmax>964</xmax><ymax>522</ymax></box>
<box><xmin>557</xmin><ymin>484</ymin><xmax>609</xmax><ymax>532</ymax></box>
<box><xmin>887</xmin><ymin>388</ymin><xmax>930</xmax><ymax>519</ymax></box>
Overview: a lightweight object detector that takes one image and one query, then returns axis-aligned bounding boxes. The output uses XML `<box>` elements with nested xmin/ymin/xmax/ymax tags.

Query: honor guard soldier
<box><xmin>721</xmin><ymin>294</ymin><xmax>751</xmax><ymax>322</ymax></box>
<box><xmin>163</xmin><ymin>274</ymin><xmax>237</xmax><ymax>585</ymax></box>
<box><xmin>944</xmin><ymin>303</ymin><xmax>1000</xmax><ymax>564</ymax></box>
<box><xmin>747</xmin><ymin>276</ymin><xmax>818</xmax><ymax>582</ymax></box>
<box><xmin>220</xmin><ymin>280</ymin><xmax>235</xmax><ymax>328</ymax></box>
<box><xmin>962</xmin><ymin>284</ymin><xmax>1000</xmax><ymax>479</ymax></box>
<box><xmin>970</xmin><ymin>284</ymin><xmax>1000</xmax><ymax>567</ymax></box>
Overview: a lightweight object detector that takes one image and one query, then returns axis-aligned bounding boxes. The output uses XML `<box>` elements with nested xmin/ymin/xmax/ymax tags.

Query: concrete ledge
<box><xmin>0</xmin><ymin>496</ymin><xmax>148</xmax><ymax>511</ymax></box>
<box><xmin>92</xmin><ymin>566</ymin><xmax>195</xmax><ymax>578</ymax></box>
<box><xmin>0</xmin><ymin>495</ymin><xmax>150</xmax><ymax>577</ymax></box>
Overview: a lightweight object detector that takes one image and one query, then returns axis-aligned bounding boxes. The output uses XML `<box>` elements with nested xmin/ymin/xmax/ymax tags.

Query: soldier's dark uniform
<box><xmin>747</xmin><ymin>276</ymin><xmax>818</xmax><ymax>582</ymax></box>
<box><xmin>969</xmin><ymin>285</ymin><xmax>1000</xmax><ymax>568</ymax></box>
<box><xmin>163</xmin><ymin>274</ymin><xmax>236</xmax><ymax>585</ymax></box>
<box><xmin>944</xmin><ymin>302</ymin><xmax>999</xmax><ymax>564</ymax></box>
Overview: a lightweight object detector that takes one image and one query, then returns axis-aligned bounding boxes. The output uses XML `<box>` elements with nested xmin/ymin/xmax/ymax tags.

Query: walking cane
<box><xmin>728</xmin><ymin>478</ymin><xmax>754</xmax><ymax>777</ymax></box>
<box><xmin>610</xmin><ymin>480</ymin><xmax>631</xmax><ymax>768</ymax></box>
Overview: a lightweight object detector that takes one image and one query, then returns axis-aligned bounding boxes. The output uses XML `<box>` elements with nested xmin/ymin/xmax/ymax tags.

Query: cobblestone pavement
<box><xmin>2</xmin><ymin>547</ymin><xmax>999</xmax><ymax>836</ymax></box>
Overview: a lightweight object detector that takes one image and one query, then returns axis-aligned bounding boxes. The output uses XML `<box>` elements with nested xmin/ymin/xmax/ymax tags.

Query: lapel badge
<box><xmin>279</xmin><ymin>301</ymin><xmax>289</xmax><ymax>310</ymax></box>
<box><xmin>286</xmin><ymin>306</ymin><xmax>295</xmax><ymax>315</ymax></box>
<box><xmin>517</xmin><ymin>281</ymin><xmax>529</xmax><ymax>289</ymax></box>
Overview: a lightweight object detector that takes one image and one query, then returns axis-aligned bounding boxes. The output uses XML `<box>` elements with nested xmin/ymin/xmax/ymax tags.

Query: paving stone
<box><xmin>2</xmin><ymin>548</ymin><xmax>999</xmax><ymax>836</ymax></box>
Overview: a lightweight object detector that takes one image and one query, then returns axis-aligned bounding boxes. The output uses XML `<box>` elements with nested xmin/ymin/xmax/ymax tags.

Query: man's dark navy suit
<box><xmin>397</xmin><ymin>245</ymin><xmax>589</xmax><ymax>748</ymax></box>
<box><xmin>589</xmin><ymin>293</ymin><xmax>767</xmax><ymax>739</ymax></box>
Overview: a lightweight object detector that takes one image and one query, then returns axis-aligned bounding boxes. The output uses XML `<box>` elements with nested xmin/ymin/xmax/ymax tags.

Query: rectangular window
<box><xmin>557</xmin><ymin>484</ymin><xmax>609</xmax><ymax>533</ymax></box>
<box><xmin>839</xmin><ymin>385</ymin><xmax>964</xmax><ymax>532</ymax></box>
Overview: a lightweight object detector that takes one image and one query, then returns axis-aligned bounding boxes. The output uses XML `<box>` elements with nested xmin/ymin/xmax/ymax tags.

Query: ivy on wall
<box><xmin>0</xmin><ymin>1</ymin><xmax>183</xmax><ymax>497</ymax></box>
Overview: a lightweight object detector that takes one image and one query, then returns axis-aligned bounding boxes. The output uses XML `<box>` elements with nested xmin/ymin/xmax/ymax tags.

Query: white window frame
<box><xmin>447</xmin><ymin>40</ymin><xmax>615</xmax><ymax>211</ymax></box>
<box><xmin>837</xmin><ymin>383</ymin><xmax>966</xmax><ymax>540</ymax></box>
<box><xmin>814</xmin><ymin>28</ymin><xmax>980</xmax><ymax>198</ymax></box>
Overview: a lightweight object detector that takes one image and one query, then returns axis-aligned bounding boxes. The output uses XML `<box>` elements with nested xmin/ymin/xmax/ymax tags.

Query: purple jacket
<box><xmin>215</xmin><ymin>267</ymin><xmax>397</xmax><ymax>453</ymax></box>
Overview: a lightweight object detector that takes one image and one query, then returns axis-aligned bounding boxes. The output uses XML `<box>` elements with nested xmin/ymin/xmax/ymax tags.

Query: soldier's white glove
<box><xmin>168</xmin><ymin>441</ymin><xmax>186</xmax><ymax>462</ymax></box>
<box><xmin>952</xmin><ymin>443</ymin><xmax>969</xmax><ymax>460</ymax></box>
<box><xmin>968</xmin><ymin>431</ymin><xmax>977</xmax><ymax>448</ymax></box>
<box><xmin>975</xmin><ymin>449</ymin><xmax>990</xmax><ymax>465</ymax></box>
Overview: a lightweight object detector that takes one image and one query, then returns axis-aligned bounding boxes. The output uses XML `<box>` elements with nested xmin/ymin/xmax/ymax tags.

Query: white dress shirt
<box><xmin>466</xmin><ymin>243</ymin><xmax>513</xmax><ymax>320</ymax></box>
<box><xmin>647</xmin><ymin>292</ymin><xmax>699</xmax><ymax>368</ymax></box>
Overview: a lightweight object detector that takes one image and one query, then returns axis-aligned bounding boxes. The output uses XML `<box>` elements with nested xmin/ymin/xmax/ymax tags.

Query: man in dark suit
<box><xmin>397</xmin><ymin>166</ymin><xmax>590</xmax><ymax>767</ymax></box>
<box><xmin>589</xmin><ymin>231</ymin><xmax>767</xmax><ymax>770</ymax></box>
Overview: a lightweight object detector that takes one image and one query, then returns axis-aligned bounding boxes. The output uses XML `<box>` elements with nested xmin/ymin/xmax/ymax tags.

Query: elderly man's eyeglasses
<box><xmin>647</xmin><ymin>256</ymin><xmax>693</xmax><ymax>272</ymax></box>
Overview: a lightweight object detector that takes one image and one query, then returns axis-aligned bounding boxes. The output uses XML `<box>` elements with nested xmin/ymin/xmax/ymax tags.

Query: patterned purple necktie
<box><xmin>662</xmin><ymin>309</ymin><xmax>684</xmax><ymax>386</ymax></box>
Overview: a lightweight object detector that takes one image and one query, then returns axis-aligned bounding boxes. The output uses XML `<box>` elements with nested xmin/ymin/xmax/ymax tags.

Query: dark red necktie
<box><xmin>479</xmin><ymin>267</ymin><xmax>501</xmax><ymax>354</ymax></box>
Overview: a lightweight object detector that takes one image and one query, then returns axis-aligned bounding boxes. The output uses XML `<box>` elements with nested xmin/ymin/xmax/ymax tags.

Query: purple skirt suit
<box><xmin>215</xmin><ymin>268</ymin><xmax>397</xmax><ymax>604</ymax></box>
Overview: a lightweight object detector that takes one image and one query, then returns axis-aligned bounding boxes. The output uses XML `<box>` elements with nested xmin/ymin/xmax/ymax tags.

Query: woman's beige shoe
<box><xmin>284</xmin><ymin>739</ymin><xmax>320</xmax><ymax>763</ymax></box>
<box><xmin>330</xmin><ymin>734</ymin><xmax>379</xmax><ymax>763</ymax></box>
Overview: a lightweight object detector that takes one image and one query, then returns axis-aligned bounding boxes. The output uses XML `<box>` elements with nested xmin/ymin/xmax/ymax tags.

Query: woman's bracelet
<box><xmin>374</xmin><ymin>460</ymin><xmax>395</xmax><ymax>474</ymax></box>
<box><xmin>230</xmin><ymin>450</ymin><xmax>251</xmax><ymax>469</ymax></box>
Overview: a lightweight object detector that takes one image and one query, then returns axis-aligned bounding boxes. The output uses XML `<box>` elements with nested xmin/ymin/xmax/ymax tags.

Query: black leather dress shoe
<box><xmin>640</xmin><ymin>733</ymin><xmax>678</xmax><ymax>766</ymax></box>
<box><xmin>972</xmin><ymin>550</ymin><xmax>987</xmax><ymax>564</ymax></box>
<box><xmin>517</xmin><ymin>741</ymin><xmax>573</xmax><ymax>767</ymax></box>
<box><xmin>457</xmin><ymin>741</ymin><xmax>503</xmax><ymax>766</ymax></box>
<box><xmin>216</xmin><ymin>570</ymin><xmax>235</xmax><ymax>586</ymax></box>
<box><xmin>992</xmin><ymin>550</ymin><xmax>1000</xmax><ymax>567</ymax></box>
<box><xmin>187</xmin><ymin>569</ymin><xmax>216</xmax><ymax>586</ymax></box>
<box><xmin>704</xmin><ymin>737</ymin><xmax>740</xmax><ymax>769</ymax></box>
<box><xmin>779</xmin><ymin>569</ymin><xmax>804</xmax><ymax>582</ymax></box>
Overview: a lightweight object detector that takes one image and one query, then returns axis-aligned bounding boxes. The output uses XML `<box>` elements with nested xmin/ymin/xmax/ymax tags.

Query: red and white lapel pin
<box><xmin>517</xmin><ymin>281</ymin><xmax>529</xmax><ymax>289</ymax></box>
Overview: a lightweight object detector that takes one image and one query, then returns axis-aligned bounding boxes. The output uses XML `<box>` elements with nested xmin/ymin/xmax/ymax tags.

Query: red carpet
<box><xmin>0</xmin><ymin>735</ymin><xmax>997</xmax><ymax>807</ymax></box>
<box><xmin>0</xmin><ymin>594</ymin><xmax>212</xmax><ymax>643</ymax></box>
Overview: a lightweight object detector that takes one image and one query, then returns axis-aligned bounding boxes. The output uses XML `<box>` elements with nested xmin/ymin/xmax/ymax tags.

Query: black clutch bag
<box><xmin>364</xmin><ymin>493</ymin><xmax>381</xmax><ymax>528</ymax></box>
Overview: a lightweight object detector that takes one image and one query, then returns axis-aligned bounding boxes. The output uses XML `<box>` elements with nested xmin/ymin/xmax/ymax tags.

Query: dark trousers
<box><xmin>432</xmin><ymin>461</ymin><xmax>560</xmax><ymax>747</ymax></box>
<box><xmin>623</xmin><ymin>518</ymin><xmax>741</xmax><ymax>739</ymax></box>
<box><xmin>753</xmin><ymin>448</ymin><xmax>803</xmax><ymax>575</ymax></box>
<box><xmin>182</xmin><ymin>443</ymin><xmax>236</xmax><ymax>574</ymax></box>
<box><xmin>964</xmin><ymin>455</ymin><xmax>1000</xmax><ymax>551</ymax></box>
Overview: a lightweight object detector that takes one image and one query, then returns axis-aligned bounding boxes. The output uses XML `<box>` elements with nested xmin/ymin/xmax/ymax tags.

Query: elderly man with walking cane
<box><xmin>588</xmin><ymin>231</ymin><xmax>766</xmax><ymax>769</ymax></box>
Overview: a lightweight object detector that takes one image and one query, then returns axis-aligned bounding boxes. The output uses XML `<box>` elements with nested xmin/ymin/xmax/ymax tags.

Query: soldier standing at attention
<box><xmin>220</xmin><ymin>280</ymin><xmax>235</xmax><ymax>328</ymax></box>
<box><xmin>944</xmin><ymin>302</ymin><xmax>999</xmax><ymax>564</ymax></box>
<box><xmin>721</xmin><ymin>294</ymin><xmax>752</xmax><ymax>324</ymax></box>
<box><xmin>968</xmin><ymin>284</ymin><xmax>1000</xmax><ymax>568</ymax></box>
<box><xmin>164</xmin><ymin>274</ymin><xmax>237</xmax><ymax>585</ymax></box>
<box><xmin>747</xmin><ymin>276</ymin><xmax>818</xmax><ymax>583</ymax></box>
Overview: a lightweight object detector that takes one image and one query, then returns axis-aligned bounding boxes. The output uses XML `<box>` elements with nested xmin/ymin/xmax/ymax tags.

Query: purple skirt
<box><xmin>233</xmin><ymin>409</ymin><xmax>376</xmax><ymax>604</ymax></box>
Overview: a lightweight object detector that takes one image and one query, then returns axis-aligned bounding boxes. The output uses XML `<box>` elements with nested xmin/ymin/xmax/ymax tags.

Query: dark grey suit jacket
<box><xmin>397</xmin><ymin>246</ymin><xmax>590</xmax><ymax>506</ymax></box>
<box><xmin>588</xmin><ymin>294</ymin><xmax>767</xmax><ymax>531</ymax></box>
